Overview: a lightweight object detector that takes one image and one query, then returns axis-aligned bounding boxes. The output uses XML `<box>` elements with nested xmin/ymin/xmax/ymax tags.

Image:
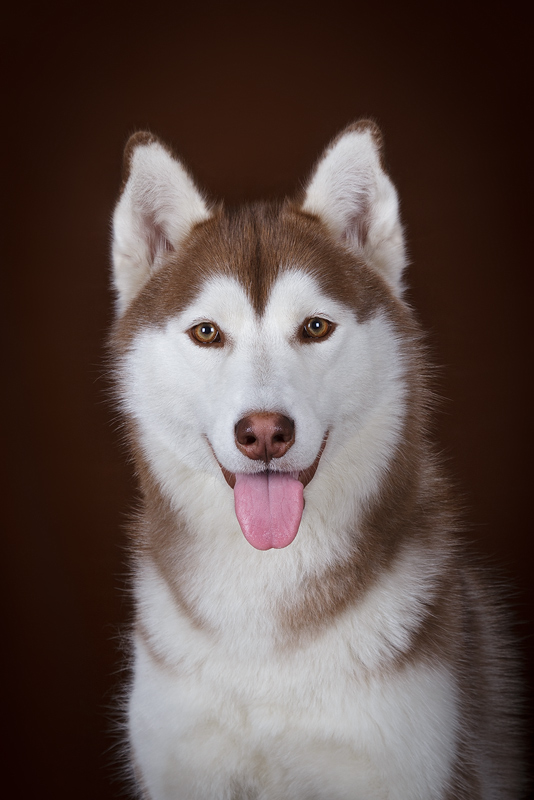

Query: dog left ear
<box><xmin>301</xmin><ymin>121</ymin><xmax>406</xmax><ymax>296</ymax></box>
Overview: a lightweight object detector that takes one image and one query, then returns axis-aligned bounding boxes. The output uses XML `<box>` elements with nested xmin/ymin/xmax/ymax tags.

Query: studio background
<box><xmin>3</xmin><ymin>3</ymin><xmax>532</xmax><ymax>797</ymax></box>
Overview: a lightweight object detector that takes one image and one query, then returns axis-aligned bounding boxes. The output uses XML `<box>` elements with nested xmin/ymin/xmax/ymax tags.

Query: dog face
<box><xmin>111</xmin><ymin>123</ymin><xmax>414</xmax><ymax>550</ymax></box>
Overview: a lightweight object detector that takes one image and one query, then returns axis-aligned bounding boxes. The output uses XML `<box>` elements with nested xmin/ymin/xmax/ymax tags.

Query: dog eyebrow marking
<box><xmin>112</xmin><ymin>203</ymin><xmax>391</xmax><ymax>350</ymax></box>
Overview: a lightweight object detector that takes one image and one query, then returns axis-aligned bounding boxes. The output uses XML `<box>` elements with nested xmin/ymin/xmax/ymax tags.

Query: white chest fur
<box><xmin>129</xmin><ymin>552</ymin><xmax>458</xmax><ymax>800</ymax></box>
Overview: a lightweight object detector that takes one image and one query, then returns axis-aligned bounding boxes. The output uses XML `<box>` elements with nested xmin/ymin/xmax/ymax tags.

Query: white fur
<box><xmin>130</xmin><ymin>607</ymin><xmax>457</xmax><ymax>800</ymax></box>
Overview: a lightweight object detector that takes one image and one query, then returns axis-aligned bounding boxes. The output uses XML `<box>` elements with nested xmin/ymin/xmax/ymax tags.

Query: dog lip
<box><xmin>219</xmin><ymin>463</ymin><xmax>237</xmax><ymax>489</ymax></box>
<box><xmin>297</xmin><ymin>433</ymin><xmax>328</xmax><ymax>488</ymax></box>
<box><xmin>214</xmin><ymin>433</ymin><xmax>329</xmax><ymax>491</ymax></box>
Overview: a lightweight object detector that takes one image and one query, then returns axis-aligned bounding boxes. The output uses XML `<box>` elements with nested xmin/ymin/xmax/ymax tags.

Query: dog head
<box><xmin>111</xmin><ymin>122</ymin><xmax>416</xmax><ymax>550</ymax></box>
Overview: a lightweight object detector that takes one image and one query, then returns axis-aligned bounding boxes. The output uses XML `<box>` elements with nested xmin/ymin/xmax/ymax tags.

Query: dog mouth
<box><xmin>215</xmin><ymin>435</ymin><xmax>328</xmax><ymax>551</ymax></box>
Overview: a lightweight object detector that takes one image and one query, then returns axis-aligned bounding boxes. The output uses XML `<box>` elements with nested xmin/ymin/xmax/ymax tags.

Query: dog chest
<box><xmin>129</xmin><ymin>626</ymin><xmax>458</xmax><ymax>800</ymax></box>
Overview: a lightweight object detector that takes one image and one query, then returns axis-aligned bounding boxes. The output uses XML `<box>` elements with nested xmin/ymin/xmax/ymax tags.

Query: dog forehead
<box><xmin>262</xmin><ymin>269</ymin><xmax>350</xmax><ymax>324</ymax></box>
<box><xmin>178</xmin><ymin>274</ymin><xmax>256</xmax><ymax>328</ymax></box>
<box><xmin>178</xmin><ymin>269</ymin><xmax>348</xmax><ymax>332</ymax></box>
<box><xmin>112</xmin><ymin>203</ymin><xmax>390</xmax><ymax>349</ymax></box>
<box><xmin>180</xmin><ymin>204</ymin><xmax>390</xmax><ymax>320</ymax></box>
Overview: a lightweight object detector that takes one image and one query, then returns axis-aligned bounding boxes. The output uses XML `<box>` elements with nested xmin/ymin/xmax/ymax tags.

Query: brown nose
<box><xmin>235</xmin><ymin>412</ymin><xmax>295</xmax><ymax>462</ymax></box>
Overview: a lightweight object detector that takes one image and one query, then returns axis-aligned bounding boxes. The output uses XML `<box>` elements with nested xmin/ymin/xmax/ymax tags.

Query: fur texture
<box><xmin>110</xmin><ymin>121</ymin><xmax>524</xmax><ymax>799</ymax></box>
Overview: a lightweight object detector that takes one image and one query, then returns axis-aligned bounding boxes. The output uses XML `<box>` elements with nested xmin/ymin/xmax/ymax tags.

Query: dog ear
<box><xmin>301</xmin><ymin>121</ymin><xmax>406</xmax><ymax>296</ymax></box>
<box><xmin>111</xmin><ymin>132</ymin><xmax>210</xmax><ymax>315</ymax></box>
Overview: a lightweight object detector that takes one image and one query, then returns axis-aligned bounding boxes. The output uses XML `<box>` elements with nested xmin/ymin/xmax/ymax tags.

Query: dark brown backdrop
<box><xmin>3</xmin><ymin>2</ymin><xmax>532</xmax><ymax>796</ymax></box>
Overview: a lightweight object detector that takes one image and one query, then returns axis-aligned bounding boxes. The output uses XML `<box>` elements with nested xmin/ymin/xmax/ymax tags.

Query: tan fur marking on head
<box><xmin>110</xmin><ymin>201</ymin><xmax>395</xmax><ymax>356</ymax></box>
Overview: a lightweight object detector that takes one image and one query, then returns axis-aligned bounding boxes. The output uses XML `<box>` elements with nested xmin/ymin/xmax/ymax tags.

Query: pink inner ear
<box><xmin>146</xmin><ymin>219</ymin><xmax>175</xmax><ymax>265</ymax></box>
<box><xmin>342</xmin><ymin>207</ymin><xmax>370</xmax><ymax>249</ymax></box>
<box><xmin>234</xmin><ymin>472</ymin><xmax>304</xmax><ymax>550</ymax></box>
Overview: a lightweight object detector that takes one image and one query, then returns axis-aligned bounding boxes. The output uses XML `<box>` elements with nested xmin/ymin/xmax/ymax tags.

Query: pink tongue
<box><xmin>234</xmin><ymin>472</ymin><xmax>304</xmax><ymax>550</ymax></box>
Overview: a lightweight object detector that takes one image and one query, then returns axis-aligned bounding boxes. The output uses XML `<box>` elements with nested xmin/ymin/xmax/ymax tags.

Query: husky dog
<box><xmin>110</xmin><ymin>122</ymin><xmax>524</xmax><ymax>799</ymax></box>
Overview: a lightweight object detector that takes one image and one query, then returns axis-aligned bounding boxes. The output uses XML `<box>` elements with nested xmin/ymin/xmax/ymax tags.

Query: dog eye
<box><xmin>190</xmin><ymin>322</ymin><xmax>221</xmax><ymax>345</ymax></box>
<box><xmin>302</xmin><ymin>317</ymin><xmax>333</xmax><ymax>340</ymax></box>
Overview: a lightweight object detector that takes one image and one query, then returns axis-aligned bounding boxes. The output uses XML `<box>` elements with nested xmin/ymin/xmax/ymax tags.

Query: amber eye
<box><xmin>303</xmin><ymin>317</ymin><xmax>332</xmax><ymax>339</ymax></box>
<box><xmin>190</xmin><ymin>322</ymin><xmax>221</xmax><ymax>344</ymax></box>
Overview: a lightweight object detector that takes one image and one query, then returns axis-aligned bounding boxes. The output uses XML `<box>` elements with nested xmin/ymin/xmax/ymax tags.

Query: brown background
<box><xmin>3</xmin><ymin>2</ymin><xmax>532</xmax><ymax>796</ymax></box>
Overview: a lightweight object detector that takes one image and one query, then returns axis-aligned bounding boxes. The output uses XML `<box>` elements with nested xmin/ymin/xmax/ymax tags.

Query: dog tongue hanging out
<box><xmin>234</xmin><ymin>471</ymin><xmax>303</xmax><ymax>550</ymax></box>
<box><xmin>110</xmin><ymin>123</ymin><xmax>524</xmax><ymax>799</ymax></box>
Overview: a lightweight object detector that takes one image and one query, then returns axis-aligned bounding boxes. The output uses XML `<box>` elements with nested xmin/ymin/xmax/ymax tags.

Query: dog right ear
<box><xmin>111</xmin><ymin>132</ymin><xmax>210</xmax><ymax>316</ymax></box>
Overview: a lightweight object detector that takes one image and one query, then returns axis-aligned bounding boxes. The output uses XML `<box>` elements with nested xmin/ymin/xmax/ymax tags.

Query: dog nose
<box><xmin>235</xmin><ymin>413</ymin><xmax>295</xmax><ymax>462</ymax></box>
